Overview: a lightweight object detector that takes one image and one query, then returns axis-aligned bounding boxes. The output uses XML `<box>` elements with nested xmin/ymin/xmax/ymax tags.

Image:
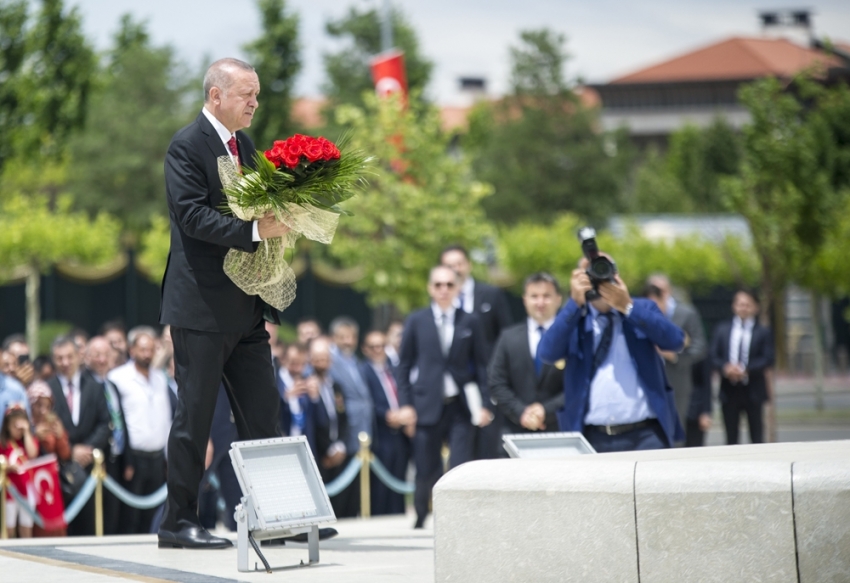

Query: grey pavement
<box><xmin>0</xmin><ymin>515</ymin><xmax>435</xmax><ymax>583</ymax></box>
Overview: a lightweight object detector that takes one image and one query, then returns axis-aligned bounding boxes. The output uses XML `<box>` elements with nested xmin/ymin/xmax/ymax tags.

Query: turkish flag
<box><xmin>370</xmin><ymin>50</ymin><xmax>408</xmax><ymax>101</ymax></box>
<box><xmin>26</xmin><ymin>455</ymin><xmax>66</xmax><ymax>531</ymax></box>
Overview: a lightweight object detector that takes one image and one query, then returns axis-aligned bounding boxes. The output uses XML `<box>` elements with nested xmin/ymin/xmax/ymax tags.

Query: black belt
<box><xmin>443</xmin><ymin>395</ymin><xmax>458</xmax><ymax>404</ymax></box>
<box><xmin>585</xmin><ymin>418</ymin><xmax>658</xmax><ymax>436</ymax></box>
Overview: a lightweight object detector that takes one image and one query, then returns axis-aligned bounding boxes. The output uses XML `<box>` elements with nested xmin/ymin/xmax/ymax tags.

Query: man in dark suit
<box><xmin>360</xmin><ymin>330</ymin><xmax>413</xmax><ymax>515</ymax></box>
<box><xmin>645</xmin><ymin>275</ymin><xmax>708</xmax><ymax>446</ymax></box>
<box><xmin>308</xmin><ymin>337</ymin><xmax>358</xmax><ymax>518</ymax></box>
<box><xmin>440</xmin><ymin>245</ymin><xmax>512</xmax><ymax>460</ymax></box>
<box><xmin>397</xmin><ymin>265</ymin><xmax>492</xmax><ymax>528</ymax></box>
<box><xmin>157</xmin><ymin>58</ymin><xmax>291</xmax><ymax>549</ymax></box>
<box><xmin>48</xmin><ymin>335</ymin><xmax>111</xmax><ymax>536</ymax></box>
<box><xmin>710</xmin><ymin>290</ymin><xmax>774</xmax><ymax>444</ymax></box>
<box><xmin>538</xmin><ymin>256</ymin><xmax>685</xmax><ymax>452</ymax></box>
<box><xmin>489</xmin><ymin>273</ymin><xmax>565</xmax><ymax>441</ymax></box>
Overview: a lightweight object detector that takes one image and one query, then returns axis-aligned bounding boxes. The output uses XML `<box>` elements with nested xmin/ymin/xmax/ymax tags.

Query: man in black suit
<box><xmin>360</xmin><ymin>330</ymin><xmax>413</xmax><ymax>515</ymax></box>
<box><xmin>440</xmin><ymin>245</ymin><xmax>512</xmax><ymax>460</ymax></box>
<box><xmin>47</xmin><ymin>336</ymin><xmax>111</xmax><ymax>536</ymax></box>
<box><xmin>489</xmin><ymin>273</ymin><xmax>565</xmax><ymax>441</ymax></box>
<box><xmin>157</xmin><ymin>58</ymin><xmax>291</xmax><ymax>549</ymax></box>
<box><xmin>711</xmin><ymin>290</ymin><xmax>774</xmax><ymax>444</ymax></box>
<box><xmin>397</xmin><ymin>265</ymin><xmax>492</xmax><ymax>528</ymax></box>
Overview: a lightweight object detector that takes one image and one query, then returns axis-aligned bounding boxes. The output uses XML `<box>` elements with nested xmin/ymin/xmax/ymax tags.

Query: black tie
<box><xmin>593</xmin><ymin>312</ymin><xmax>614</xmax><ymax>373</ymax></box>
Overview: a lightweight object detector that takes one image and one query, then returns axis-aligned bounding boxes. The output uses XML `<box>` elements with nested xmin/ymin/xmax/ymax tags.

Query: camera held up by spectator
<box><xmin>578</xmin><ymin>227</ymin><xmax>616</xmax><ymax>301</ymax></box>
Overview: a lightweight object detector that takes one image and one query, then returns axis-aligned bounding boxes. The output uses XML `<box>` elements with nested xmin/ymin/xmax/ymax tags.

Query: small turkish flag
<box><xmin>370</xmin><ymin>50</ymin><xmax>408</xmax><ymax>101</ymax></box>
<box><xmin>27</xmin><ymin>455</ymin><xmax>66</xmax><ymax>531</ymax></box>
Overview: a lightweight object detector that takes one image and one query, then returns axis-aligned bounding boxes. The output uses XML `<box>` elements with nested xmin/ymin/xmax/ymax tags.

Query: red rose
<box><xmin>282</xmin><ymin>151</ymin><xmax>301</xmax><ymax>169</ymax></box>
<box><xmin>304</xmin><ymin>139</ymin><xmax>324</xmax><ymax>163</ymax></box>
<box><xmin>319</xmin><ymin>138</ymin><xmax>340</xmax><ymax>160</ymax></box>
<box><xmin>264</xmin><ymin>149</ymin><xmax>281</xmax><ymax>168</ymax></box>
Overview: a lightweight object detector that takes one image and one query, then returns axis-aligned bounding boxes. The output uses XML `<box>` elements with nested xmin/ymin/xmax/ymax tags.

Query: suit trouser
<box><xmin>685</xmin><ymin>418</ymin><xmax>706</xmax><ymax>447</ymax></box>
<box><xmin>473</xmin><ymin>408</ymin><xmax>503</xmax><ymax>460</ymax></box>
<box><xmin>162</xmin><ymin>318</ymin><xmax>280</xmax><ymax>530</ymax></box>
<box><xmin>125</xmin><ymin>449</ymin><xmax>166</xmax><ymax>534</ymax></box>
<box><xmin>372</xmin><ymin>432</ymin><xmax>411</xmax><ymax>515</ymax></box>
<box><xmin>103</xmin><ymin>454</ymin><xmax>125</xmax><ymax>535</ymax></box>
<box><xmin>721</xmin><ymin>388</ymin><xmax>764</xmax><ymax>444</ymax></box>
<box><xmin>413</xmin><ymin>398</ymin><xmax>474</xmax><ymax>521</ymax></box>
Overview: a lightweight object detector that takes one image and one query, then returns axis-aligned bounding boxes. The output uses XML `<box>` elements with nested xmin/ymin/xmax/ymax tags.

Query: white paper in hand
<box><xmin>464</xmin><ymin>382</ymin><xmax>483</xmax><ymax>426</ymax></box>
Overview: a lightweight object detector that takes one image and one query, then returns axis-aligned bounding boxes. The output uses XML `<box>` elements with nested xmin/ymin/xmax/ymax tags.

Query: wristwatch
<box><xmin>622</xmin><ymin>302</ymin><xmax>634</xmax><ymax>318</ymax></box>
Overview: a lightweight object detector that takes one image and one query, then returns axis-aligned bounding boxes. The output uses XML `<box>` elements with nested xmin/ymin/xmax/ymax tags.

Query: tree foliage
<box><xmin>66</xmin><ymin>15</ymin><xmax>199</xmax><ymax>236</ymax></box>
<box><xmin>326</xmin><ymin>93</ymin><xmax>493</xmax><ymax>313</ymax></box>
<box><xmin>322</xmin><ymin>4</ymin><xmax>433</xmax><ymax>111</ymax></box>
<box><xmin>465</xmin><ymin>29</ymin><xmax>633</xmax><ymax>226</ymax></box>
<box><xmin>632</xmin><ymin>120</ymin><xmax>740</xmax><ymax>213</ymax></box>
<box><xmin>0</xmin><ymin>0</ymin><xmax>95</xmax><ymax>173</ymax></box>
<box><xmin>498</xmin><ymin>213</ymin><xmax>759</xmax><ymax>295</ymax></box>
<box><xmin>721</xmin><ymin>77</ymin><xmax>849</xmax><ymax>368</ymax></box>
<box><xmin>243</xmin><ymin>0</ymin><xmax>302</xmax><ymax>146</ymax></box>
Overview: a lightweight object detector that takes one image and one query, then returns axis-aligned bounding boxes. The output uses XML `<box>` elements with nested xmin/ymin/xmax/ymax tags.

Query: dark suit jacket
<box><xmin>397</xmin><ymin>307</ymin><xmax>490</xmax><ymax>426</ymax></box>
<box><xmin>313</xmin><ymin>380</ymin><xmax>350</xmax><ymax>465</ymax></box>
<box><xmin>47</xmin><ymin>371</ymin><xmax>111</xmax><ymax>456</ymax></box>
<box><xmin>359</xmin><ymin>362</ymin><xmax>410</xmax><ymax>454</ymax></box>
<box><xmin>471</xmin><ymin>279</ymin><xmax>513</xmax><ymax>354</ymax></box>
<box><xmin>711</xmin><ymin>319</ymin><xmax>774</xmax><ymax>404</ymax></box>
<box><xmin>538</xmin><ymin>299</ymin><xmax>686</xmax><ymax>447</ymax></box>
<box><xmin>488</xmin><ymin>321</ymin><xmax>564</xmax><ymax>434</ymax></box>
<box><xmin>159</xmin><ymin>111</ymin><xmax>264</xmax><ymax>333</ymax></box>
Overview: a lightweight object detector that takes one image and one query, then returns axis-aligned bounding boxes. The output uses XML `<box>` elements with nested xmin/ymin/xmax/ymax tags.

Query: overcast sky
<box><xmin>72</xmin><ymin>0</ymin><xmax>850</xmax><ymax>104</ymax></box>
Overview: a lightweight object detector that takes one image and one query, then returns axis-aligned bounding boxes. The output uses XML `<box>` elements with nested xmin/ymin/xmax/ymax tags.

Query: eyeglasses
<box><xmin>432</xmin><ymin>281</ymin><xmax>455</xmax><ymax>289</ymax></box>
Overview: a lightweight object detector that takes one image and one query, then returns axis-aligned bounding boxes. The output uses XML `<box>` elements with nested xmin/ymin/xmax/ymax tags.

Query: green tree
<box><xmin>322</xmin><ymin>4</ymin><xmax>433</xmax><ymax>111</ymax></box>
<box><xmin>243</xmin><ymin>0</ymin><xmax>301</xmax><ymax>146</ymax></box>
<box><xmin>0</xmin><ymin>190</ymin><xmax>121</xmax><ymax>352</ymax></box>
<box><xmin>0</xmin><ymin>0</ymin><xmax>95</xmax><ymax>173</ymax></box>
<box><xmin>66</xmin><ymin>15</ymin><xmax>199</xmax><ymax>236</ymax></box>
<box><xmin>498</xmin><ymin>213</ymin><xmax>758</xmax><ymax>295</ymax></box>
<box><xmin>722</xmin><ymin>77</ymin><xmax>845</xmax><ymax>370</ymax></box>
<box><xmin>631</xmin><ymin>119</ymin><xmax>740</xmax><ymax>213</ymax></box>
<box><xmin>466</xmin><ymin>29</ymin><xmax>633</xmax><ymax>226</ymax></box>
<box><xmin>327</xmin><ymin>93</ymin><xmax>493</xmax><ymax>312</ymax></box>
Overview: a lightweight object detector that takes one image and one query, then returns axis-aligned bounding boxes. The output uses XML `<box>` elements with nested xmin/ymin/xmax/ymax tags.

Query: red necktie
<box><xmin>227</xmin><ymin>136</ymin><xmax>240</xmax><ymax>169</ymax></box>
<box><xmin>383</xmin><ymin>368</ymin><xmax>398</xmax><ymax>401</ymax></box>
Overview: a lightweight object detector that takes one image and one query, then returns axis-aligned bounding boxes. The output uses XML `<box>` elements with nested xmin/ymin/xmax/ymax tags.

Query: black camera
<box><xmin>577</xmin><ymin>227</ymin><xmax>616</xmax><ymax>301</ymax></box>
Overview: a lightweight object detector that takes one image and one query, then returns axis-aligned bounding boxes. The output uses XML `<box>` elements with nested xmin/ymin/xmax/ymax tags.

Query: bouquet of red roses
<box><xmin>217</xmin><ymin>134</ymin><xmax>371</xmax><ymax>310</ymax></box>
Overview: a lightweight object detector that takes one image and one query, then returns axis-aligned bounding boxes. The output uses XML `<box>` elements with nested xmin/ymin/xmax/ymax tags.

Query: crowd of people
<box><xmin>0</xmin><ymin>244</ymin><xmax>775</xmax><ymax>537</ymax></box>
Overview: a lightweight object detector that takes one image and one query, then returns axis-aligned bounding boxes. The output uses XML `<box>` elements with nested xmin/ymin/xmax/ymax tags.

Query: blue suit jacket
<box><xmin>537</xmin><ymin>298</ymin><xmax>685</xmax><ymax>446</ymax></box>
<box><xmin>397</xmin><ymin>307</ymin><xmax>490</xmax><ymax>426</ymax></box>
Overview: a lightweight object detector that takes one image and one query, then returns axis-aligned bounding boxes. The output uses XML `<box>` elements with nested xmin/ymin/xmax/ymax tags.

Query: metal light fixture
<box><xmin>502</xmin><ymin>432</ymin><xmax>597</xmax><ymax>459</ymax></box>
<box><xmin>229</xmin><ymin>436</ymin><xmax>336</xmax><ymax>573</ymax></box>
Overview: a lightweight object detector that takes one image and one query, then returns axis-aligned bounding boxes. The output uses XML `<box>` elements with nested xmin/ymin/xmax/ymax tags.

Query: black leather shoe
<box><xmin>158</xmin><ymin>520</ymin><xmax>233</xmax><ymax>549</ymax></box>
<box><xmin>287</xmin><ymin>527</ymin><xmax>339</xmax><ymax>543</ymax></box>
<box><xmin>413</xmin><ymin>516</ymin><xmax>425</xmax><ymax>529</ymax></box>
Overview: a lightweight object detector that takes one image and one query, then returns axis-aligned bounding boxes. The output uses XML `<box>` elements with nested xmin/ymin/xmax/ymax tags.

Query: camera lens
<box><xmin>589</xmin><ymin>258</ymin><xmax>614</xmax><ymax>279</ymax></box>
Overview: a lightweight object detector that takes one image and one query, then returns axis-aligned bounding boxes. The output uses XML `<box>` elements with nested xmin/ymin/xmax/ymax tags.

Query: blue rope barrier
<box><xmin>324</xmin><ymin>457</ymin><xmax>361</xmax><ymax>497</ymax></box>
<box><xmin>63</xmin><ymin>476</ymin><xmax>97</xmax><ymax>523</ymax></box>
<box><xmin>102</xmin><ymin>476</ymin><xmax>168</xmax><ymax>510</ymax></box>
<box><xmin>369</xmin><ymin>457</ymin><xmax>415</xmax><ymax>495</ymax></box>
<box><xmin>6</xmin><ymin>481</ymin><xmax>45</xmax><ymax>529</ymax></box>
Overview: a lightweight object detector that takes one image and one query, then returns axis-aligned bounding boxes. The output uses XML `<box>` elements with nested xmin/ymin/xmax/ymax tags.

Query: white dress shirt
<box><xmin>58</xmin><ymin>370</ymin><xmax>82</xmax><ymax>426</ymax></box>
<box><xmin>370</xmin><ymin>362</ymin><xmax>399</xmax><ymax>410</ymax></box>
<box><xmin>201</xmin><ymin>107</ymin><xmax>261</xmax><ymax>242</ymax></box>
<box><xmin>583</xmin><ymin>305</ymin><xmax>655</xmax><ymax>426</ymax></box>
<box><xmin>431</xmin><ymin>304</ymin><xmax>459</xmax><ymax>398</ymax></box>
<box><xmin>108</xmin><ymin>361</ymin><xmax>172</xmax><ymax>452</ymax></box>
<box><xmin>278</xmin><ymin>367</ymin><xmax>304</xmax><ymax>437</ymax></box>
<box><xmin>456</xmin><ymin>278</ymin><xmax>475</xmax><ymax>313</ymax></box>
<box><xmin>729</xmin><ymin>316</ymin><xmax>755</xmax><ymax>367</ymax></box>
<box><xmin>528</xmin><ymin>317</ymin><xmax>555</xmax><ymax>360</ymax></box>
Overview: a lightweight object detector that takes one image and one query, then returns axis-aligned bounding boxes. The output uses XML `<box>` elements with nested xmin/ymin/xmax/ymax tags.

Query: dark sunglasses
<box><xmin>433</xmin><ymin>281</ymin><xmax>455</xmax><ymax>289</ymax></box>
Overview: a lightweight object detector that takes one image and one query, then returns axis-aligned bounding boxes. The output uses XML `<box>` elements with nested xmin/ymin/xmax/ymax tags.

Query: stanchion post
<box><xmin>357</xmin><ymin>432</ymin><xmax>371</xmax><ymax>519</ymax></box>
<box><xmin>0</xmin><ymin>454</ymin><xmax>7</xmax><ymax>540</ymax></box>
<box><xmin>93</xmin><ymin>449</ymin><xmax>105</xmax><ymax>537</ymax></box>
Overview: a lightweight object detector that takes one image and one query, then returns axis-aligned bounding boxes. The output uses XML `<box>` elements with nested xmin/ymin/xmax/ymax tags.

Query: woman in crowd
<box><xmin>1</xmin><ymin>405</ymin><xmax>39</xmax><ymax>538</ymax></box>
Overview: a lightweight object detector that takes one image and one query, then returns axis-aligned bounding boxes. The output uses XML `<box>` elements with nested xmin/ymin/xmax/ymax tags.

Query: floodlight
<box><xmin>230</xmin><ymin>436</ymin><xmax>336</xmax><ymax>573</ymax></box>
<box><xmin>502</xmin><ymin>432</ymin><xmax>597</xmax><ymax>459</ymax></box>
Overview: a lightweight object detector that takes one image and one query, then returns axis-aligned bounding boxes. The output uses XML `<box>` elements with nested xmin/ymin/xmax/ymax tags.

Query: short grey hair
<box><xmin>127</xmin><ymin>326</ymin><xmax>158</xmax><ymax>347</ymax></box>
<box><xmin>329</xmin><ymin>316</ymin><xmax>359</xmax><ymax>336</ymax></box>
<box><xmin>203</xmin><ymin>58</ymin><xmax>255</xmax><ymax>102</ymax></box>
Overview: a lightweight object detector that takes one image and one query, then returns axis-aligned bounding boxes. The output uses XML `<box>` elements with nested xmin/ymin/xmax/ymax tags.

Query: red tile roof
<box><xmin>611</xmin><ymin>36</ymin><xmax>844</xmax><ymax>84</ymax></box>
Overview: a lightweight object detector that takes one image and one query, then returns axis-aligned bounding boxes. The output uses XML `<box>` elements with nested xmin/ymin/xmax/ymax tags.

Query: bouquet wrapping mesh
<box><xmin>217</xmin><ymin>156</ymin><xmax>340</xmax><ymax>311</ymax></box>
